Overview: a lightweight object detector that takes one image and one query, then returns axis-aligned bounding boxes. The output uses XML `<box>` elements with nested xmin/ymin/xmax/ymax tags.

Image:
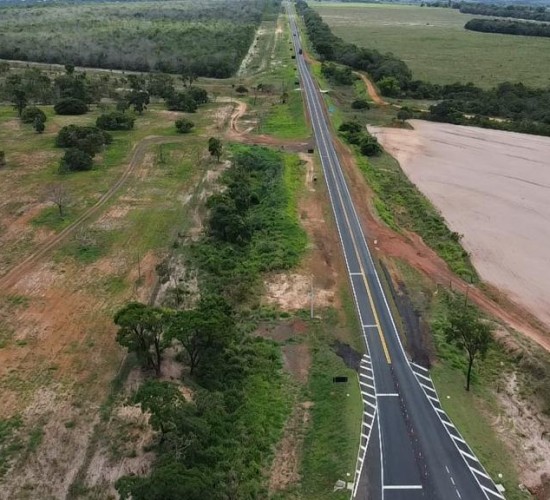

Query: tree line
<box><xmin>458</xmin><ymin>2</ymin><xmax>550</xmax><ymax>22</ymax></box>
<box><xmin>112</xmin><ymin>146</ymin><xmax>306</xmax><ymax>498</ymax></box>
<box><xmin>465</xmin><ymin>18</ymin><xmax>550</xmax><ymax>38</ymax></box>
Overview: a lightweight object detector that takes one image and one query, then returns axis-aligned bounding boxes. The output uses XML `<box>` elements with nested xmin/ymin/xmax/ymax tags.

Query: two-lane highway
<box><xmin>286</xmin><ymin>3</ymin><xmax>505</xmax><ymax>499</ymax></box>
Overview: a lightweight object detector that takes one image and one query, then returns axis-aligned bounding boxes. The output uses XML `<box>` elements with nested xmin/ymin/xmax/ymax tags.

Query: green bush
<box><xmin>166</xmin><ymin>92</ymin><xmax>198</xmax><ymax>113</ymax></box>
<box><xmin>175</xmin><ymin>118</ymin><xmax>195</xmax><ymax>134</ymax></box>
<box><xmin>96</xmin><ymin>112</ymin><xmax>135</xmax><ymax>131</ymax></box>
<box><xmin>21</xmin><ymin>106</ymin><xmax>46</xmax><ymax>124</ymax></box>
<box><xmin>59</xmin><ymin>148</ymin><xmax>93</xmax><ymax>172</ymax></box>
<box><xmin>56</xmin><ymin>125</ymin><xmax>111</xmax><ymax>156</ymax></box>
<box><xmin>351</xmin><ymin>99</ymin><xmax>369</xmax><ymax>110</ymax></box>
<box><xmin>54</xmin><ymin>98</ymin><xmax>88</xmax><ymax>115</ymax></box>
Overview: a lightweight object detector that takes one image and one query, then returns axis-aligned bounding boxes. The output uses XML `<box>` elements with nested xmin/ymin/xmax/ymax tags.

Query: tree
<box><xmin>21</xmin><ymin>106</ymin><xmax>47</xmax><ymax>124</ymax></box>
<box><xmin>59</xmin><ymin>148</ymin><xmax>93</xmax><ymax>173</ymax></box>
<box><xmin>186</xmin><ymin>86</ymin><xmax>208</xmax><ymax>105</ymax></box>
<box><xmin>132</xmin><ymin>379</ymin><xmax>186</xmax><ymax>437</ymax></box>
<box><xmin>45</xmin><ymin>183</ymin><xmax>70</xmax><ymax>218</ymax></box>
<box><xmin>114</xmin><ymin>302</ymin><xmax>167</xmax><ymax>376</ymax></box>
<box><xmin>12</xmin><ymin>89</ymin><xmax>27</xmax><ymax>117</ymax></box>
<box><xmin>0</xmin><ymin>151</ymin><xmax>6</xmax><ymax>168</ymax></box>
<box><xmin>56</xmin><ymin>125</ymin><xmax>111</xmax><ymax>155</ymax></box>
<box><xmin>116</xmin><ymin>99</ymin><xmax>130</xmax><ymax>114</ymax></box>
<box><xmin>440</xmin><ymin>297</ymin><xmax>493</xmax><ymax>391</ymax></box>
<box><xmin>54</xmin><ymin>98</ymin><xmax>88</xmax><ymax>115</ymax></box>
<box><xmin>166</xmin><ymin>92</ymin><xmax>198</xmax><ymax>113</ymax></box>
<box><xmin>208</xmin><ymin>137</ymin><xmax>222</xmax><ymax>162</ymax></box>
<box><xmin>128</xmin><ymin>90</ymin><xmax>150</xmax><ymax>115</ymax></box>
<box><xmin>359</xmin><ymin>135</ymin><xmax>382</xmax><ymax>156</ymax></box>
<box><xmin>397</xmin><ymin>108</ymin><xmax>413</xmax><ymax>122</ymax></box>
<box><xmin>235</xmin><ymin>85</ymin><xmax>248</xmax><ymax>95</ymax></box>
<box><xmin>33</xmin><ymin>115</ymin><xmax>45</xmax><ymax>134</ymax></box>
<box><xmin>96</xmin><ymin>112</ymin><xmax>135</xmax><ymax>131</ymax></box>
<box><xmin>377</xmin><ymin>76</ymin><xmax>400</xmax><ymax>98</ymax></box>
<box><xmin>351</xmin><ymin>99</ymin><xmax>370</xmax><ymax>110</ymax></box>
<box><xmin>64</xmin><ymin>64</ymin><xmax>75</xmax><ymax>75</ymax></box>
<box><xmin>167</xmin><ymin>297</ymin><xmax>235</xmax><ymax>375</ymax></box>
<box><xmin>175</xmin><ymin>118</ymin><xmax>195</xmax><ymax>134</ymax></box>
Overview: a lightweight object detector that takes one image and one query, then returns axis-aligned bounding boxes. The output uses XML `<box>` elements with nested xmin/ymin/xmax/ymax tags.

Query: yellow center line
<box><xmin>300</xmin><ymin>53</ymin><xmax>392</xmax><ymax>364</ymax></box>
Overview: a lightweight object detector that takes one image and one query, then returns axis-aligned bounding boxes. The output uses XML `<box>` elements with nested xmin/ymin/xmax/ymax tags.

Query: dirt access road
<box><xmin>0</xmin><ymin>135</ymin><xmax>186</xmax><ymax>291</ymax></box>
<box><xmin>371</xmin><ymin>120</ymin><xmax>550</xmax><ymax>335</ymax></box>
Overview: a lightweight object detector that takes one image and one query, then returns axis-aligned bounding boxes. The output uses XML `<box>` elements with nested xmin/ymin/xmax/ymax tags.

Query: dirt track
<box><xmin>0</xmin><ymin>135</ymin><xmax>186</xmax><ymax>291</ymax></box>
<box><xmin>354</xmin><ymin>71</ymin><xmax>387</xmax><ymax>106</ymax></box>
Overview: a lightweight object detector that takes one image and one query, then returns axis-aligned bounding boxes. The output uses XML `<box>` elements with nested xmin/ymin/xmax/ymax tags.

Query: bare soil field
<box><xmin>370</xmin><ymin>120</ymin><xmax>550</xmax><ymax>330</ymax></box>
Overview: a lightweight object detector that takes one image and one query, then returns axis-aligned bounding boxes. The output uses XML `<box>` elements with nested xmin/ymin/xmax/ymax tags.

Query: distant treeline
<box><xmin>465</xmin><ymin>18</ymin><xmax>550</xmax><ymax>38</ymax></box>
<box><xmin>296</xmin><ymin>0</ymin><xmax>550</xmax><ymax>136</ymax></box>
<box><xmin>458</xmin><ymin>3</ymin><xmax>550</xmax><ymax>22</ymax></box>
<box><xmin>0</xmin><ymin>0</ymin><xmax>280</xmax><ymax>77</ymax></box>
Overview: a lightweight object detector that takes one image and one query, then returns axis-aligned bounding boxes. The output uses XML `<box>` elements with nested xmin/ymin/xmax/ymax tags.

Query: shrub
<box><xmin>359</xmin><ymin>135</ymin><xmax>382</xmax><ymax>157</ymax></box>
<box><xmin>166</xmin><ymin>92</ymin><xmax>198</xmax><ymax>113</ymax></box>
<box><xmin>54</xmin><ymin>98</ymin><xmax>88</xmax><ymax>115</ymax></box>
<box><xmin>56</xmin><ymin>125</ymin><xmax>111</xmax><ymax>156</ymax></box>
<box><xmin>96</xmin><ymin>112</ymin><xmax>135</xmax><ymax>131</ymax></box>
<box><xmin>175</xmin><ymin>118</ymin><xmax>195</xmax><ymax>134</ymax></box>
<box><xmin>59</xmin><ymin>148</ymin><xmax>93</xmax><ymax>172</ymax></box>
<box><xmin>21</xmin><ymin>106</ymin><xmax>47</xmax><ymax>124</ymax></box>
<box><xmin>186</xmin><ymin>86</ymin><xmax>208</xmax><ymax>105</ymax></box>
<box><xmin>235</xmin><ymin>85</ymin><xmax>248</xmax><ymax>94</ymax></box>
<box><xmin>351</xmin><ymin>99</ymin><xmax>369</xmax><ymax>110</ymax></box>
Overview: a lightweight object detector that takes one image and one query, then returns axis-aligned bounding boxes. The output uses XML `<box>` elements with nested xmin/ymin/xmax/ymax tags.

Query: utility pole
<box><xmin>309</xmin><ymin>275</ymin><xmax>315</xmax><ymax>319</ymax></box>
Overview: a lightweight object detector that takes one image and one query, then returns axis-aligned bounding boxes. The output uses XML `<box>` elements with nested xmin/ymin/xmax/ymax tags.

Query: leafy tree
<box><xmin>12</xmin><ymin>89</ymin><xmax>27</xmax><ymax>117</ymax></box>
<box><xmin>116</xmin><ymin>99</ymin><xmax>130</xmax><ymax>114</ymax></box>
<box><xmin>132</xmin><ymin>379</ymin><xmax>186</xmax><ymax>437</ymax></box>
<box><xmin>96</xmin><ymin>112</ymin><xmax>135</xmax><ymax>131</ymax></box>
<box><xmin>235</xmin><ymin>85</ymin><xmax>248</xmax><ymax>94</ymax></box>
<box><xmin>167</xmin><ymin>296</ymin><xmax>235</xmax><ymax>375</ymax></box>
<box><xmin>54</xmin><ymin>73</ymin><xmax>89</xmax><ymax>102</ymax></box>
<box><xmin>397</xmin><ymin>108</ymin><xmax>413</xmax><ymax>122</ymax></box>
<box><xmin>54</xmin><ymin>98</ymin><xmax>88</xmax><ymax>115</ymax></box>
<box><xmin>59</xmin><ymin>148</ymin><xmax>93</xmax><ymax>173</ymax></box>
<box><xmin>186</xmin><ymin>86</ymin><xmax>208</xmax><ymax>105</ymax></box>
<box><xmin>33</xmin><ymin>116</ymin><xmax>45</xmax><ymax>134</ymax></box>
<box><xmin>56</xmin><ymin>125</ymin><xmax>111</xmax><ymax>156</ymax></box>
<box><xmin>166</xmin><ymin>92</ymin><xmax>198</xmax><ymax>113</ymax></box>
<box><xmin>113</xmin><ymin>302</ymin><xmax>167</xmax><ymax>376</ymax></box>
<box><xmin>377</xmin><ymin>76</ymin><xmax>400</xmax><ymax>97</ymax></box>
<box><xmin>128</xmin><ymin>90</ymin><xmax>150</xmax><ymax>115</ymax></box>
<box><xmin>147</xmin><ymin>73</ymin><xmax>175</xmax><ymax>99</ymax></box>
<box><xmin>440</xmin><ymin>297</ymin><xmax>493</xmax><ymax>391</ymax></box>
<box><xmin>359</xmin><ymin>135</ymin><xmax>382</xmax><ymax>156</ymax></box>
<box><xmin>0</xmin><ymin>151</ymin><xmax>6</xmax><ymax>168</ymax></box>
<box><xmin>175</xmin><ymin>118</ymin><xmax>195</xmax><ymax>134</ymax></box>
<box><xmin>21</xmin><ymin>106</ymin><xmax>47</xmax><ymax>124</ymax></box>
<box><xmin>351</xmin><ymin>99</ymin><xmax>369</xmax><ymax>110</ymax></box>
<box><xmin>208</xmin><ymin>137</ymin><xmax>222</xmax><ymax>162</ymax></box>
<box><xmin>64</xmin><ymin>64</ymin><xmax>75</xmax><ymax>75</ymax></box>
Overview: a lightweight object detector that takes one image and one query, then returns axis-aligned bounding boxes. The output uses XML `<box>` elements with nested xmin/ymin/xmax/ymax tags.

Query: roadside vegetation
<box><xmin>465</xmin><ymin>18</ymin><xmax>550</xmax><ymax>38</ymax></box>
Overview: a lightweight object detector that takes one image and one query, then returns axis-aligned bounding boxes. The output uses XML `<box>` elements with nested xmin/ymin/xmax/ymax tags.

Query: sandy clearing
<box><xmin>370</xmin><ymin>120</ymin><xmax>550</xmax><ymax>329</ymax></box>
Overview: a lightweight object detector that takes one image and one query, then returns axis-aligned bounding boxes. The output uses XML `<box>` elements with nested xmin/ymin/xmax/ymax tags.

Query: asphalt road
<box><xmin>286</xmin><ymin>4</ymin><xmax>505</xmax><ymax>500</ymax></box>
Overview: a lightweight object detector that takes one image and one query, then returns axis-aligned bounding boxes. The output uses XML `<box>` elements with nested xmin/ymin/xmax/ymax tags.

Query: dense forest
<box><xmin>0</xmin><ymin>0</ymin><xmax>280</xmax><ymax>77</ymax></box>
<box><xmin>296</xmin><ymin>0</ymin><xmax>550</xmax><ymax>136</ymax></box>
<box><xmin>458</xmin><ymin>2</ymin><xmax>550</xmax><ymax>22</ymax></box>
<box><xmin>465</xmin><ymin>18</ymin><xmax>550</xmax><ymax>37</ymax></box>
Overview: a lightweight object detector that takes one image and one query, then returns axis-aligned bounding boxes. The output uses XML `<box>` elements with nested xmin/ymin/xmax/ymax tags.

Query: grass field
<box><xmin>312</xmin><ymin>3</ymin><xmax>550</xmax><ymax>88</ymax></box>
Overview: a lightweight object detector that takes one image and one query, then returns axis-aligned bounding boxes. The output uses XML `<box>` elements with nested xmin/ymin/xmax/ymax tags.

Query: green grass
<box><xmin>432</xmin><ymin>365</ymin><xmax>527</xmax><ymax>500</ymax></box>
<box><xmin>0</xmin><ymin>417</ymin><xmax>23</xmax><ymax>478</ymax></box>
<box><xmin>262</xmin><ymin>89</ymin><xmax>309</xmax><ymax>139</ymax></box>
<box><xmin>298</xmin><ymin>319</ymin><xmax>362</xmax><ymax>499</ymax></box>
<box><xmin>312</xmin><ymin>3</ymin><xmax>550</xmax><ymax>88</ymax></box>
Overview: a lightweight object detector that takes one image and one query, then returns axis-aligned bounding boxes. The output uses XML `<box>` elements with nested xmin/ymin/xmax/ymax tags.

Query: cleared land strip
<box><xmin>0</xmin><ymin>136</ymin><xmax>186</xmax><ymax>290</ymax></box>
